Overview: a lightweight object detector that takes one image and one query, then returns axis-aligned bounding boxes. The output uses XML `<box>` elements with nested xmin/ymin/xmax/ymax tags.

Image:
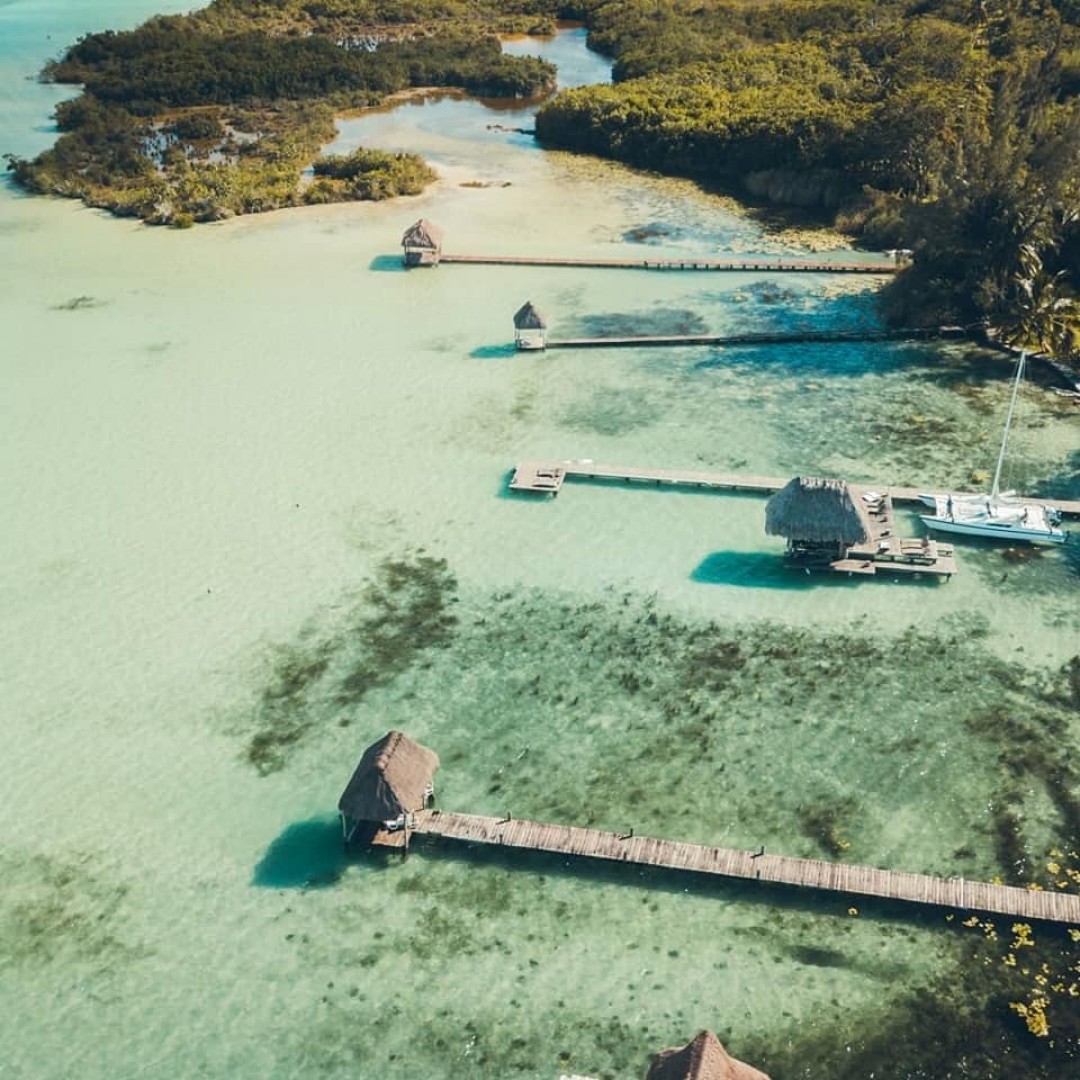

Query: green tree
<box><xmin>1000</xmin><ymin>268</ymin><xmax>1080</xmax><ymax>353</ymax></box>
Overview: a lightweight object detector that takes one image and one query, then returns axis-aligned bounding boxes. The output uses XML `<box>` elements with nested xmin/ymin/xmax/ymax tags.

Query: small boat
<box><xmin>920</xmin><ymin>352</ymin><xmax>1066</xmax><ymax>544</ymax></box>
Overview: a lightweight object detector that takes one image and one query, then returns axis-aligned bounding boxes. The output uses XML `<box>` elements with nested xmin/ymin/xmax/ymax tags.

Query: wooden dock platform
<box><xmin>838</xmin><ymin>533</ymin><xmax>957</xmax><ymax>577</ymax></box>
<box><xmin>508</xmin><ymin>461</ymin><xmax>1080</xmax><ymax>519</ymax></box>
<box><xmin>384</xmin><ymin>809</ymin><xmax>1080</xmax><ymax>925</ymax></box>
<box><xmin>509</xmin><ymin>461</ymin><xmax>781</xmax><ymax>496</ymax></box>
<box><xmin>439</xmin><ymin>253</ymin><xmax>895</xmax><ymax>274</ymax></box>
<box><xmin>817</xmin><ymin>491</ymin><xmax>955</xmax><ymax>577</ymax></box>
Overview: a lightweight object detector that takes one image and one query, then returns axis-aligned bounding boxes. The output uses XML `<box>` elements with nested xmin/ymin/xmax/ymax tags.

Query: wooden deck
<box><xmin>508</xmin><ymin>461</ymin><xmax>1080</xmax><ymax>518</ymax></box>
<box><xmin>839</xmin><ymin>533</ymin><xmax>957</xmax><ymax>578</ymax></box>
<box><xmin>439</xmin><ymin>253</ymin><xmax>895</xmax><ymax>274</ymax></box>
<box><xmin>389</xmin><ymin>809</ymin><xmax>1080</xmax><ymax>925</ymax></box>
<box><xmin>823</xmin><ymin>492</ymin><xmax>957</xmax><ymax>577</ymax></box>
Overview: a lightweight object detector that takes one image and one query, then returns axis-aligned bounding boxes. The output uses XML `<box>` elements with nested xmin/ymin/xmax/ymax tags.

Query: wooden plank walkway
<box><xmin>508</xmin><ymin>461</ymin><xmax>1080</xmax><ymax>518</ymax></box>
<box><xmin>439</xmin><ymin>253</ymin><xmax>896</xmax><ymax>274</ymax></box>
<box><xmin>401</xmin><ymin>809</ymin><xmax>1080</xmax><ymax>924</ymax></box>
<box><xmin>509</xmin><ymin>461</ymin><xmax>780</xmax><ymax>496</ymax></box>
<box><xmin>545</xmin><ymin>327</ymin><xmax>964</xmax><ymax>350</ymax></box>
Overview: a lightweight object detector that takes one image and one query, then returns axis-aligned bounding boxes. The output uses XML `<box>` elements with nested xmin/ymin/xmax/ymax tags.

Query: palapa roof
<box><xmin>513</xmin><ymin>300</ymin><xmax>548</xmax><ymax>330</ymax></box>
<box><xmin>645</xmin><ymin>1031</ymin><xmax>771</xmax><ymax>1080</ymax></box>
<box><xmin>764</xmin><ymin>476</ymin><xmax>873</xmax><ymax>545</ymax></box>
<box><xmin>338</xmin><ymin>731</ymin><xmax>439</xmax><ymax>823</ymax></box>
<box><xmin>401</xmin><ymin>218</ymin><xmax>444</xmax><ymax>250</ymax></box>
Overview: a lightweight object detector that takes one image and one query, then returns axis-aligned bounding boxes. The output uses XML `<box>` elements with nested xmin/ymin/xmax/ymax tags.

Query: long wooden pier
<box><xmin>382</xmin><ymin>809</ymin><xmax>1080</xmax><ymax>925</ymax></box>
<box><xmin>439</xmin><ymin>253</ymin><xmax>895</xmax><ymax>274</ymax></box>
<box><xmin>508</xmin><ymin>461</ymin><xmax>1080</xmax><ymax>518</ymax></box>
<box><xmin>545</xmin><ymin>327</ymin><xmax>963</xmax><ymax>350</ymax></box>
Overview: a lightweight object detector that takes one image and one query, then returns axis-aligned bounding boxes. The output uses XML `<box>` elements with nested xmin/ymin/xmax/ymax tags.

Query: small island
<box><xmin>4</xmin><ymin>0</ymin><xmax>558</xmax><ymax>226</ymax></box>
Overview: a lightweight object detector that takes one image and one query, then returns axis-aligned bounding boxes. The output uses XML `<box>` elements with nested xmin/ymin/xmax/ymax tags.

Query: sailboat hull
<box><xmin>920</xmin><ymin>514</ymin><xmax>1066</xmax><ymax>544</ymax></box>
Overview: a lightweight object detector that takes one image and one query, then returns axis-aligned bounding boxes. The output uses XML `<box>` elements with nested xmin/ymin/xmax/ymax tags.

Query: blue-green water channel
<box><xmin>1</xmin><ymin>6</ymin><xmax>1078</xmax><ymax>1078</ymax></box>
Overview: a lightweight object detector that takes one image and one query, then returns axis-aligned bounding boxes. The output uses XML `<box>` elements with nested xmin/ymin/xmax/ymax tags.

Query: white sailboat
<box><xmin>919</xmin><ymin>352</ymin><xmax>1066</xmax><ymax>544</ymax></box>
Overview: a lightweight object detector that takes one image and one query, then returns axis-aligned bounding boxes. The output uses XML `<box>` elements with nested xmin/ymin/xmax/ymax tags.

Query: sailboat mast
<box><xmin>990</xmin><ymin>351</ymin><xmax>1025</xmax><ymax>502</ymax></box>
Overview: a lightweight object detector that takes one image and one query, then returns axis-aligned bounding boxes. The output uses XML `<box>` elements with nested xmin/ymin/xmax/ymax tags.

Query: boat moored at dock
<box><xmin>919</xmin><ymin>493</ymin><xmax>1066</xmax><ymax>544</ymax></box>
<box><xmin>920</xmin><ymin>353</ymin><xmax>1067</xmax><ymax>544</ymax></box>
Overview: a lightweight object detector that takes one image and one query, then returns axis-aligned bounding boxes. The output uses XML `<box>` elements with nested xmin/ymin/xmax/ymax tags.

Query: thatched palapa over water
<box><xmin>513</xmin><ymin>300</ymin><xmax>548</xmax><ymax>330</ymax></box>
<box><xmin>645</xmin><ymin>1030</ymin><xmax>770</xmax><ymax>1080</ymax></box>
<box><xmin>338</xmin><ymin>731</ymin><xmax>439</xmax><ymax>842</ymax></box>
<box><xmin>401</xmin><ymin>218</ymin><xmax>444</xmax><ymax>265</ymax></box>
<box><xmin>513</xmin><ymin>300</ymin><xmax>549</xmax><ymax>350</ymax></box>
<box><xmin>765</xmin><ymin>476</ymin><xmax>873</xmax><ymax>546</ymax></box>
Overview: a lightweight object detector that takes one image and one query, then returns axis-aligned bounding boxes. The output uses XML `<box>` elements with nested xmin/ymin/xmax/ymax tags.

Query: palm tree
<box><xmin>1001</xmin><ymin>268</ymin><xmax>1079</xmax><ymax>357</ymax></box>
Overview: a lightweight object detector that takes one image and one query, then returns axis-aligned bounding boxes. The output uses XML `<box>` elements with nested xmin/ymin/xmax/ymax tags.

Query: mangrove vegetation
<box><xmin>5</xmin><ymin>0</ymin><xmax>558</xmax><ymax>224</ymax></box>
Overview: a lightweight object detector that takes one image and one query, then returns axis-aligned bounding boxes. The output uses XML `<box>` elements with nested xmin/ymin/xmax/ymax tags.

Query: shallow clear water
<box><xmin>2</xmin><ymin>8</ymin><xmax>1079</xmax><ymax>1080</ymax></box>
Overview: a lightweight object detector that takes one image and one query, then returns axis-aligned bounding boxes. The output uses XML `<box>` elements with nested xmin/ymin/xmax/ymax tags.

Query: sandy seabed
<box><xmin>2</xmin><ymin>9</ymin><xmax>1079</xmax><ymax>1079</ymax></box>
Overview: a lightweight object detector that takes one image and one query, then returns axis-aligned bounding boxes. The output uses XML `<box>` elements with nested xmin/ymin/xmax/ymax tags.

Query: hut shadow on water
<box><xmin>252</xmin><ymin>815</ymin><xmax>355</xmax><ymax>889</ymax></box>
<box><xmin>470</xmin><ymin>342</ymin><xmax>519</xmax><ymax>360</ymax></box>
<box><xmin>692</xmin><ymin>550</ymin><xmax>950</xmax><ymax>589</ymax></box>
<box><xmin>367</xmin><ymin>254</ymin><xmax>408</xmax><ymax>273</ymax></box>
<box><xmin>692</xmin><ymin>550</ymin><xmax>823</xmax><ymax>590</ymax></box>
<box><xmin>253</xmin><ymin>816</ymin><xmax>407</xmax><ymax>889</ymax></box>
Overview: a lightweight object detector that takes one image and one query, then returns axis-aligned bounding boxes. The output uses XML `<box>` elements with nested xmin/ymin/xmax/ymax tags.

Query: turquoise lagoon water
<box><xmin>2</xmin><ymin>7</ymin><xmax>1079</xmax><ymax>1079</ymax></box>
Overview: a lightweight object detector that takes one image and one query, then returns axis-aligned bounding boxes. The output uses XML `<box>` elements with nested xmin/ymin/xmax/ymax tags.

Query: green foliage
<box><xmin>533</xmin><ymin>0</ymin><xmax>1080</xmax><ymax>345</ymax></box>
<box><xmin>6</xmin><ymin>97</ymin><xmax>345</xmax><ymax>224</ymax></box>
<box><xmin>48</xmin><ymin>24</ymin><xmax>554</xmax><ymax>110</ymax></box>
<box><xmin>537</xmin><ymin>57</ymin><xmax>872</xmax><ymax>181</ymax></box>
<box><xmin>169</xmin><ymin>112</ymin><xmax>226</xmax><ymax>141</ymax></box>
<box><xmin>879</xmin><ymin>60</ymin><xmax>1080</xmax><ymax>343</ymax></box>
<box><xmin>9</xmin><ymin>0</ymin><xmax>559</xmax><ymax>225</ymax></box>
<box><xmin>857</xmin><ymin>80</ymin><xmax>990</xmax><ymax>198</ymax></box>
<box><xmin>307</xmin><ymin>146</ymin><xmax>436</xmax><ymax>200</ymax></box>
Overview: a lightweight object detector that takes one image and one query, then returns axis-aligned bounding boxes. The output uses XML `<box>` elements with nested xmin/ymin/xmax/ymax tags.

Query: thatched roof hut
<box><xmin>764</xmin><ymin>476</ymin><xmax>872</xmax><ymax>547</ymax></box>
<box><xmin>401</xmin><ymin>219</ymin><xmax>444</xmax><ymax>265</ymax></box>
<box><xmin>645</xmin><ymin>1031</ymin><xmax>770</xmax><ymax>1080</ymax></box>
<box><xmin>338</xmin><ymin>731</ymin><xmax>439</xmax><ymax>839</ymax></box>
<box><xmin>513</xmin><ymin>301</ymin><xmax>548</xmax><ymax>330</ymax></box>
<box><xmin>513</xmin><ymin>300</ymin><xmax>549</xmax><ymax>350</ymax></box>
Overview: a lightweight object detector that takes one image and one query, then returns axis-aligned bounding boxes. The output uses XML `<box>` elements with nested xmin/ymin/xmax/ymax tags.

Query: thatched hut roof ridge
<box><xmin>646</xmin><ymin>1030</ymin><xmax>770</xmax><ymax>1080</ymax></box>
<box><xmin>514</xmin><ymin>300</ymin><xmax>548</xmax><ymax>329</ymax></box>
<box><xmin>401</xmin><ymin>218</ymin><xmax>444</xmax><ymax>249</ymax></box>
<box><xmin>338</xmin><ymin>731</ymin><xmax>439</xmax><ymax>823</ymax></box>
<box><xmin>764</xmin><ymin>475</ymin><xmax>873</xmax><ymax>545</ymax></box>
